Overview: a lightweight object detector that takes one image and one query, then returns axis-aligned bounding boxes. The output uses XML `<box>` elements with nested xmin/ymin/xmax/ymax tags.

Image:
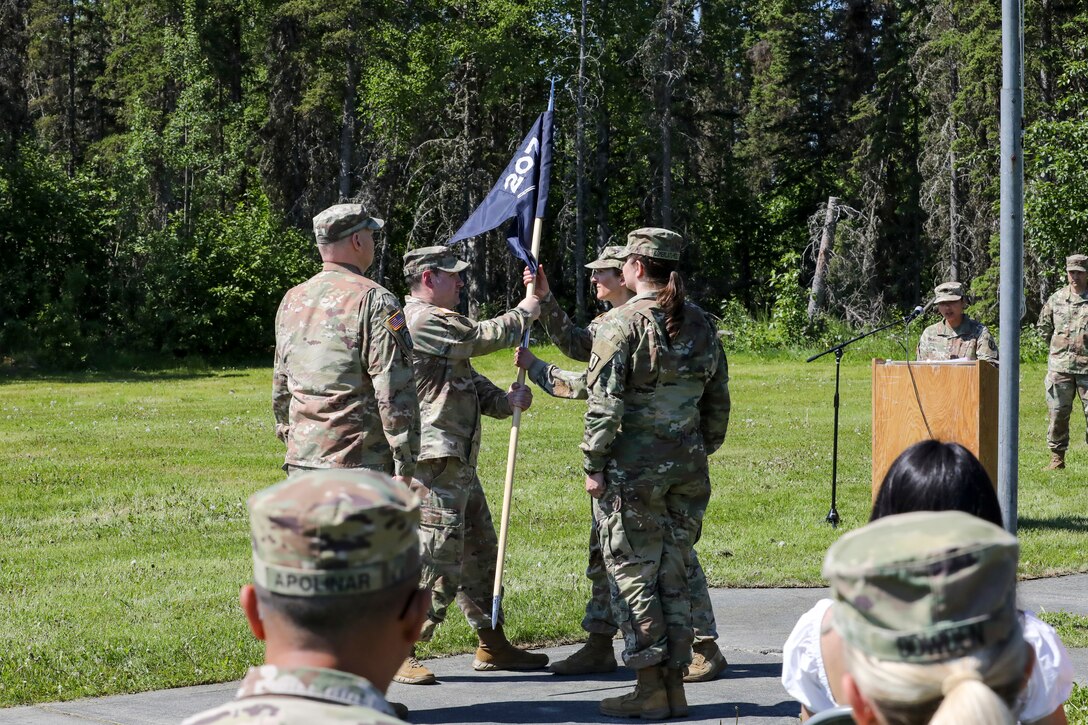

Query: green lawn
<box><xmin>0</xmin><ymin>349</ymin><xmax>1085</xmax><ymax>708</ymax></box>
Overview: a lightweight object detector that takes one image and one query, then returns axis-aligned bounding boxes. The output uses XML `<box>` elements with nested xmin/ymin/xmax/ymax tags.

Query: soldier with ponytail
<box><xmin>826</xmin><ymin>510</ymin><xmax>1034</xmax><ymax>725</ymax></box>
<box><xmin>580</xmin><ymin>227</ymin><xmax>731</xmax><ymax>718</ymax></box>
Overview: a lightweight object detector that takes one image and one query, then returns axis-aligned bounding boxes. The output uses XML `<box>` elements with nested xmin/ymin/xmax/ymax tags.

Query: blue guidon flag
<box><xmin>447</xmin><ymin>110</ymin><xmax>554</xmax><ymax>272</ymax></box>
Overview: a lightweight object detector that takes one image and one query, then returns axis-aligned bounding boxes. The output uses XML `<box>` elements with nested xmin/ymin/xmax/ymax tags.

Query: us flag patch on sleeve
<box><xmin>384</xmin><ymin>310</ymin><xmax>406</xmax><ymax>333</ymax></box>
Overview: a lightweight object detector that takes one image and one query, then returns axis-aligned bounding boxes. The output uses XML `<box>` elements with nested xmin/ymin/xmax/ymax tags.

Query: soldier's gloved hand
<box><xmin>514</xmin><ymin>346</ymin><xmax>538</xmax><ymax>370</ymax></box>
<box><xmin>585</xmin><ymin>472</ymin><xmax>606</xmax><ymax>499</ymax></box>
<box><xmin>516</xmin><ymin>294</ymin><xmax>541</xmax><ymax>321</ymax></box>
<box><xmin>507</xmin><ymin>381</ymin><xmax>533</xmax><ymax>411</ymax></box>
<box><xmin>523</xmin><ymin>265</ymin><xmax>550</xmax><ymax>299</ymax></box>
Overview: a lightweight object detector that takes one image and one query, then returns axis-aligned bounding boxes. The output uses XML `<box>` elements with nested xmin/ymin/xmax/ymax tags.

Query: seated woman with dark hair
<box><xmin>781</xmin><ymin>440</ymin><xmax>1073</xmax><ymax>724</ymax></box>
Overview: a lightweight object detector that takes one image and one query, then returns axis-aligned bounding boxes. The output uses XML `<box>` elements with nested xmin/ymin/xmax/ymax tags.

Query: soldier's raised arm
<box><xmin>525</xmin><ymin>266</ymin><xmax>594</xmax><ymax>362</ymax></box>
<box><xmin>364</xmin><ymin>291</ymin><xmax>421</xmax><ymax>480</ymax></box>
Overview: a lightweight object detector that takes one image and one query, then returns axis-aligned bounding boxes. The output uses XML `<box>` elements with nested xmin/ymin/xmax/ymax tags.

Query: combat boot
<box><xmin>473</xmin><ymin>626</ymin><xmax>549</xmax><ymax>671</ymax></box>
<box><xmin>394</xmin><ymin>648</ymin><xmax>436</xmax><ymax>685</ymax></box>
<box><xmin>1045</xmin><ymin>452</ymin><xmax>1066</xmax><ymax>470</ymax></box>
<box><xmin>599</xmin><ymin>664</ymin><xmax>671</xmax><ymax>720</ymax></box>
<box><xmin>683</xmin><ymin>640</ymin><xmax>728</xmax><ymax>682</ymax></box>
<box><xmin>663</xmin><ymin>667</ymin><xmax>689</xmax><ymax>717</ymax></box>
<box><xmin>550</xmin><ymin>632</ymin><xmax>617</xmax><ymax>675</ymax></box>
<box><xmin>390</xmin><ymin>701</ymin><xmax>409</xmax><ymax>719</ymax></box>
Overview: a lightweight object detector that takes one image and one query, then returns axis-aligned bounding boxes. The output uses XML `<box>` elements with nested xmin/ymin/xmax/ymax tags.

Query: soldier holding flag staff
<box><xmin>394</xmin><ymin>246</ymin><xmax>548</xmax><ymax>687</ymax></box>
<box><xmin>581</xmin><ymin>228</ymin><xmax>730</xmax><ymax>719</ymax></box>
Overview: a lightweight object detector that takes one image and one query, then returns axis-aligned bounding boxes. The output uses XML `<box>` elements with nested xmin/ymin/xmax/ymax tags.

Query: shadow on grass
<box><xmin>1018</xmin><ymin>516</ymin><xmax>1088</xmax><ymax>533</ymax></box>
<box><xmin>0</xmin><ymin>356</ymin><xmax>267</xmax><ymax>385</ymax></box>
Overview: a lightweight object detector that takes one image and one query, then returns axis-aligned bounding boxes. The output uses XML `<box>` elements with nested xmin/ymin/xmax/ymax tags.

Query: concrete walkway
<box><xmin>3</xmin><ymin>576</ymin><xmax>1085</xmax><ymax>725</ymax></box>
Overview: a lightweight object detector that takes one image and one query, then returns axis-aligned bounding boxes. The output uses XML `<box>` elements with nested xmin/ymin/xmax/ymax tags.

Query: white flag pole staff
<box><xmin>491</xmin><ymin>83</ymin><xmax>555</xmax><ymax>626</ymax></box>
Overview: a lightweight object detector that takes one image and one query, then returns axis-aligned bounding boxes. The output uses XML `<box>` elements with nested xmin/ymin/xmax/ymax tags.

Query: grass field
<box><xmin>1</xmin><ymin>346</ymin><xmax>1086</xmax><ymax>709</ymax></box>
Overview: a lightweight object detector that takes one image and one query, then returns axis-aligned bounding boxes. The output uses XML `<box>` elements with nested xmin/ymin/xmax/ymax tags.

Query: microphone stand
<box><xmin>806</xmin><ymin>311</ymin><xmax>920</xmax><ymax>527</ymax></box>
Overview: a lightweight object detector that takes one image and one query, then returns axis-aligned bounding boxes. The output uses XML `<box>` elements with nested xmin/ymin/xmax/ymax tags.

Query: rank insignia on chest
<box><xmin>385</xmin><ymin>310</ymin><xmax>406</xmax><ymax>333</ymax></box>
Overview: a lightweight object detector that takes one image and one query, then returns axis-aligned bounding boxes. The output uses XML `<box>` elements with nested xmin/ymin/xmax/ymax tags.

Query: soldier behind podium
<box><xmin>1039</xmin><ymin>253</ymin><xmax>1088</xmax><ymax>470</ymax></box>
<box><xmin>916</xmin><ymin>282</ymin><xmax>997</xmax><ymax>363</ymax></box>
<box><xmin>181</xmin><ymin>469</ymin><xmax>428</xmax><ymax>725</ymax></box>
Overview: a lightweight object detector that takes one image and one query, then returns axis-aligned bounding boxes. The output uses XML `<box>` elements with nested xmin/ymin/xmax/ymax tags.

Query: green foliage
<box><xmin>131</xmin><ymin>194</ymin><xmax>318</xmax><ymax>356</ymax></box>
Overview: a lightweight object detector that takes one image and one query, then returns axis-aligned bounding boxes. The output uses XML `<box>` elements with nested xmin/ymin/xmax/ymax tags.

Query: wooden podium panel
<box><xmin>871</xmin><ymin>359</ymin><xmax>998</xmax><ymax>498</ymax></box>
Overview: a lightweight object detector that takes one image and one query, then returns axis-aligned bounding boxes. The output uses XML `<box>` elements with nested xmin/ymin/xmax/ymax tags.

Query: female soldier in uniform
<box><xmin>580</xmin><ymin>228</ymin><xmax>730</xmax><ymax>718</ymax></box>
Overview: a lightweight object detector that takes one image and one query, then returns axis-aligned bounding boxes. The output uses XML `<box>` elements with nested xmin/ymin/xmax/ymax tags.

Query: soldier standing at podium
<box><xmin>916</xmin><ymin>282</ymin><xmax>998</xmax><ymax>363</ymax></box>
<box><xmin>1039</xmin><ymin>254</ymin><xmax>1088</xmax><ymax>471</ymax></box>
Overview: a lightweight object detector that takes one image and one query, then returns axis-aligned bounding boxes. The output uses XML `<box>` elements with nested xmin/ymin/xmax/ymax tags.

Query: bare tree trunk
<box><xmin>595</xmin><ymin>108</ymin><xmax>611</xmax><ymax>252</ymax></box>
<box><xmin>338</xmin><ymin>43</ymin><xmax>357</xmax><ymax>202</ymax></box>
<box><xmin>659</xmin><ymin>0</ymin><xmax>674</xmax><ymax>228</ymax></box>
<box><xmin>574</xmin><ymin>0</ymin><xmax>588</xmax><ymax>322</ymax></box>
<box><xmin>949</xmin><ymin>146</ymin><xmax>959</xmax><ymax>282</ymax></box>
<box><xmin>66</xmin><ymin>0</ymin><xmax>76</xmax><ymax>174</ymax></box>
<box><xmin>807</xmin><ymin>196</ymin><xmax>840</xmax><ymax>321</ymax></box>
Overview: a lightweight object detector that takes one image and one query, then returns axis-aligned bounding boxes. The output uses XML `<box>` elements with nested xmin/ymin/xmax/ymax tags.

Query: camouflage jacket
<box><xmin>272</xmin><ymin>263</ymin><xmax>420</xmax><ymax>478</ymax></box>
<box><xmin>181</xmin><ymin>665</ymin><xmax>405</xmax><ymax>725</ymax></box>
<box><xmin>529</xmin><ymin>301</ymin><xmax>617</xmax><ymax>400</ymax></box>
<box><xmin>1039</xmin><ymin>285</ymin><xmax>1088</xmax><ymax>374</ymax></box>
<box><xmin>581</xmin><ymin>292</ymin><xmax>731</xmax><ymax>474</ymax></box>
<box><xmin>538</xmin><ymin>293</ymin><xmax>595</xmax><ymax>362</ymax></box>
<box><xmin>916</xmin><ymin>316</ymin><xmax>998</xmax><ymax>363</ymax></box>
<box><xmin>403</xmin><ymin>296</ymin><xmax>531</xmax><ymax>465</ymax></box>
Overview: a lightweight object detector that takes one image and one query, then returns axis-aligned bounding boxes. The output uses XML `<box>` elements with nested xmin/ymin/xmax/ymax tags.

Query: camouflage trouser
<box><xmin>597</xmin><ymin>456</ymin><xmax>711</xmax><ymax>670</ymax></box>
<box><xmin>1044</xmin><ymin>371</ymin><xmax>1088</xmax><ymax>453</ymax></box>
<box><xmin>583</xmin><ymin>498</ymin><xmax>718</xmax><ymax>644</ymax></box>
<box><xmin>411</xmin><ymin>456</ymin><xmax>500</xmax><ymax>640</ymax></box>
<box><xmin>283</xmin><ymin>463</ymin><xmax>390</xmax><ymax>475</ymax></box>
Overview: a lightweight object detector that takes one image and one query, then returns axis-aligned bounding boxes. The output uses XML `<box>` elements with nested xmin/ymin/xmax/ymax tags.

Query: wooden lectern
<box><xmin>871</xmin><ymin>359</ymin><xmax>998</xmax><ymax>499</ymax></box>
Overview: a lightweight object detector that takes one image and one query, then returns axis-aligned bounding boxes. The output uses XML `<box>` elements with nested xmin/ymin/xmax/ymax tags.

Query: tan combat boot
<box><xmin>473</xmin><ymin>626</ymin><xmax>549</xmax><ymax>671</ymax></box>
<box><xmin>663</xmin><ymin>667</ymin><xmax>688</xmax><ymax>717</ymax></box>
<box><xmin>394</xmin><ymin>648</ymin><xmax>437</xmax><ymax>685</ymax></box>
<box><xmin>683</xmin><ymin>640</ymin><xmax>728</xmax><ymax>682</ymax></box>
<box><xmin>550</xmin><ymin>632</ymin><xmax>617</xmax><ymax>675</ymax></box>
<box><xmin>1045</xmin><ymin>452</ymin><xmax>1066</xmax><ymax>470</ymax></box>
<box><xmin>599</xmin><ymin>665</ymin><xmax>671</xmax><ymax>720</ymax></box>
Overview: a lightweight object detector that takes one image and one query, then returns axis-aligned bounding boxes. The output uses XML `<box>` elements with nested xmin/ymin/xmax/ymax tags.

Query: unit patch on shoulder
<box><xmin>385</xmin><ymin>310</ymin><xmax>406</xmax><ymax>333</ymax></box>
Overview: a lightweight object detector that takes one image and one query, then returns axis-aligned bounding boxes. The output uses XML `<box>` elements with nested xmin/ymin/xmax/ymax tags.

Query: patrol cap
<box><xmin>248</xmin><ymin>470</ymin><xmax>421</xmax><ymax>598</ymax></box>
<box><xmin>1066</xmin><ymin>254</ymin><xmax>1088</xmax><ymax>272</ymax></box>
<box><xmin>313</xmin><ymin>204</ymin><xmax>384</xmax><ymax>244</ymax></box>
<box><xmin>403</xmin><ymin>246</ymin><xmax>471</xmax><ymax>276</ymax></box>
<box><xmin>617</xmin><ymin>227</ymin><xmax>683</xmax><ymax>261</ymax></box>
<box><xmin>824</xmin><ymin>510</ymin><xmax>1020</xmax><ymax>665</ymax></box>
<box><xmin>932</xmin><ymin>281</ymin><xmax>965</xmax><ymax>304</ymax></box>
<box><xmin>585</xmin><ymin>246</ymin><xmax>627</xmax><ymax>271</ymax></box>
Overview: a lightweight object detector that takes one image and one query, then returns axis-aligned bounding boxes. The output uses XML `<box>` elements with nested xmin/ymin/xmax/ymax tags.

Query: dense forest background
<box><xmin>2</xmin><ymin>0</ymin><xmax>1087</xmax><ymax>365</ymax></box>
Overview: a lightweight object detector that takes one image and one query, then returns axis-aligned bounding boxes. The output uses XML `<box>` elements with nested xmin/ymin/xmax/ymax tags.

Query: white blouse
<box><xmin>781</xmin><ymin>598</ymin><xmax>1075</xmax><ymax>723</ymax></box>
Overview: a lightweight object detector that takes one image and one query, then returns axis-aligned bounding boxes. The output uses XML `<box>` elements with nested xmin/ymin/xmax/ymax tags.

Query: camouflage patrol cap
<box><xmin>248</xmin><ymin>470</ymin><xmax>421</xmax><ymax>597</ymax></box>
<box><xmin>313</xmin><ymin>204</ymin><xmax>385</xmax><ymax>244</ymax></box>
<box><xmin>824</xmin><ymin>510</ymin><xmax>1020</xmax><ymax>665</ymax></box>
<box><xmin>932</xmin><ymin>281</ymin><xmax>965</xmax><ymax>304</ymax></box>
<box><xmin>585</xmin><ymin>246</ymin><xmax>627</xmax><ymax>271</ymax></box>
<box><xmin>618</xmin><ymin>227</ymin><xmax>683</xmax><ymax>261</ymax></box>
<box><xmin>403</xmin><ymin>246</ymin><xmax>471</xmax><ymax>277</ymax></box>
<box><xmin>1066</xmin><ymin>254</ymin><xmax>1088</xmax><ymax>272</ymax></box>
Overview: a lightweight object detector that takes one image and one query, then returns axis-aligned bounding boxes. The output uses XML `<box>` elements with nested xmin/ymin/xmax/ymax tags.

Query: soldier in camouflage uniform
<box><xmin>272</xmin><ymin>204</ymin><xmax>419</xmax><ymax>481</ymax></box>
<box><xmin>825</xmin><ymin>511</ymin><xmax>1028</xmax><ymax>725</ymax></box>
<box><xmin>515</xmin><ymin>251</ymin><xmax>727</xmax><ymax>683</ymax></box>
<box><xmin>394</xmin><ymin>246</ymin><xmax>547</xmax><ymax>686</ymax></box>
<box><xmin>916</xmin><ymin>282</ymin><xmax>998</xmax><ymax>364</ymax></box>
<box><xmin>1039</xmin><ymin>254</ymin><xmax>1088</xmax><ymax>470</ymax></box>
<box><xmin>581</xmin><ymin>228</ymin><xmax>731</xmax><ymax>719</ymax></box>
<box><xmin>181</xmin><ymin>469</ymin><xmax>429</xmax><ymax>725</ymax></box>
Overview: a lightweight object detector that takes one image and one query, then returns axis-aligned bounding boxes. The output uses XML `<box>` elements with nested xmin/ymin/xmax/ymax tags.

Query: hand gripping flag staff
<box><xmin>447</xmin><ymin>85</ymin><xmax>554</xmax><ymax>626</ymax></box>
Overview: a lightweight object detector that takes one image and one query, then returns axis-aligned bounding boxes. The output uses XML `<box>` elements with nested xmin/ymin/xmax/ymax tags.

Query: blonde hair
<box><xmin>843</xmin><ymin>634</ymin><xmax>1029</xmax><ymax>725</ymax></box>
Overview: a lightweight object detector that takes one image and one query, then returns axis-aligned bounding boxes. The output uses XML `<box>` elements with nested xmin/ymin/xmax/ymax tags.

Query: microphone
<box><xmin>903</xmin><ymin>304</ymin><xmax>926</xmax><ymax>323</ymax></box>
